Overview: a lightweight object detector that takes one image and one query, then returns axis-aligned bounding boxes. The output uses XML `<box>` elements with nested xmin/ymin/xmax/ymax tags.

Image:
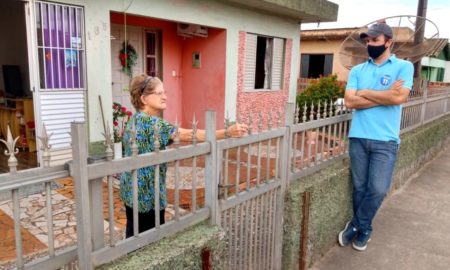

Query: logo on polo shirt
<box><xmin>380</xmin><ymin>75</ymin><xmax>392</xmax><ymax>86</ymax></box>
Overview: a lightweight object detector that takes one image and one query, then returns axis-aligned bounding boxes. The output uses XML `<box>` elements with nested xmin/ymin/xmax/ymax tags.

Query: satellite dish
<box><xmin>339</xmin><ymin>15</ymin><xmax>441</xmax><ymax>70</ymax></box>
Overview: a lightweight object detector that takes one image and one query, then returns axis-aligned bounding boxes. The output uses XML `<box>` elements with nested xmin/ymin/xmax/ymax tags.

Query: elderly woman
<box><xmin>120</xmin><ymin>74</ymin><xmax>247</xmax><ymax>237</ymax></box>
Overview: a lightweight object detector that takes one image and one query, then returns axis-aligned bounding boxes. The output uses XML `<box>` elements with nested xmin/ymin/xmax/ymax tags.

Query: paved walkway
<box><xmin>311</xmin><ymin>145</ymin><xmax>450</xmax><ymax>270</ymax></box>
<box><xmin>0</xmin><ymin>177</ymin><xmax>126</xmax><ymax>268</ymax></box>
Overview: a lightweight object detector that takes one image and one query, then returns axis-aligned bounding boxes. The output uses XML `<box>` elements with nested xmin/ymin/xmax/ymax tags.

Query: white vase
<box><xmin>114</xmin><ymin>142</ymin><xmax>123</xmax><ymax>160</ymax></box>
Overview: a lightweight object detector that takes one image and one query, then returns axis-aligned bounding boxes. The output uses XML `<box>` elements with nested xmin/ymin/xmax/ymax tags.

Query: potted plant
<box><xmin>112</xmin><ymin>102</ymin><xmax>132</xmax><ymax>159</ymax></box>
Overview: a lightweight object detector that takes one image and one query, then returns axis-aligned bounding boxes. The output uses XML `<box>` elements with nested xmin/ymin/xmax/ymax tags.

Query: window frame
<box><xmin>35</xmin><ymin>2</ymin><xmax>86</xmax><ymax>91</ymax></box>
<box><xmin>243</xmin><ymin>33</ymin><xmax>285</xmax><ymax>92</ymax></box>
<box><xmin>300</xmin><ymin>53</ymin><xmax>334</xmax><ymax>79</ymax></box>
<box><xmin>144</xmin><ymin>29</ymin><xmax>162</xmax><ymax>78</ymax></box>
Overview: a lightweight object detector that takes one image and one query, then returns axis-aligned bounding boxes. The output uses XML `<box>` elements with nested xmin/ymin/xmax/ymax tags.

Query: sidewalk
<box><xmin>311</xmin><ymin>144</ymin><xmax>450</xmax><ymax>270</ymax></box>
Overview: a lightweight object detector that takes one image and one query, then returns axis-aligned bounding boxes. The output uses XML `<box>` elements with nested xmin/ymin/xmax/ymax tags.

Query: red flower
<box><xmin>112</xmin><ymin>101</ymin><xmax>131</xmax><ymax>143</ymax></box>
<box><xmin>119</xmin><ymin>52</ymin><xmax>127</xmax><ymax>66</ymax></box>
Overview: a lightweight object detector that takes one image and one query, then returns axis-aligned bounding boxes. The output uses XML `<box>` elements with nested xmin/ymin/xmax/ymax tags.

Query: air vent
<box><xmin>177</xmin><ymin>23</ymin><xmax>208</xmax><ymax>38</ymax></box>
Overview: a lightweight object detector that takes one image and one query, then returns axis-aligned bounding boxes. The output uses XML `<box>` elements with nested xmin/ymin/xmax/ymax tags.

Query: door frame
<box><xmin>24</xmin><ymin>0</ymin><xmax>42</xmax><ymax>165</ymax></box>
<box><xmin>25</xmin><ymin>0</ymin><xmax>88</xmax><ymax>166</ymax></box>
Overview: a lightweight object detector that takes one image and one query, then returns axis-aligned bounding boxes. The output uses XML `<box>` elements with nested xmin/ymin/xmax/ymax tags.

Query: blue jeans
<box><xmin>349</xmin><ymin>138</ymin><xmax>399</xmax><ymax>234</ymax></box>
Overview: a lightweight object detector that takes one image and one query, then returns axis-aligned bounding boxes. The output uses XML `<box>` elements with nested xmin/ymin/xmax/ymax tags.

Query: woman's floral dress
<box><xmin>119</xmin><ymin>112</ymin><xmax>174</xmax><ymax>213</ymax></box>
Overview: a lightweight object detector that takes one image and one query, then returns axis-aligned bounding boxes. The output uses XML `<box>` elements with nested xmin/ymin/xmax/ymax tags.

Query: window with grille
<box><xmin>244</xmin><ymin>33</ymin><xmax>285</xmax><ymax>90</ymax></box>
<box><xmin>35</xmin><ymin>1</ymin><xmax>85</xmax><ymax>90</ymax></box>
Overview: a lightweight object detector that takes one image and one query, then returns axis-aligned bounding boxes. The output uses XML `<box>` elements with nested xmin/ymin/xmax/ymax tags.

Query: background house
<box><xmin>299</xmin><ymin>27</ymin><xmax>358</xmax><ymax>82</ymax></box>
<box><xmin>0</xmin><ymin>0</ymin><xmax>338</xmax><ymax>168</ymax></box>
<box><xmin>421</xmin><ymin>39</ymin><xmax>450</xmax><ymax>82</ymax></box>
<box><xmin>299</xmin><ymin>27</ymin><xmax>450</xmax><ymax>85</ymax></box>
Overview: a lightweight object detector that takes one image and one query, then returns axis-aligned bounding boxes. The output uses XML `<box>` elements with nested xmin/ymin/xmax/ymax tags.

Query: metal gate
<box><xmin>25</xmin><ymin>0</ymin><xmax>87</xmax><ymax>166</ymax></box>
<box><xmin>216</xmin><ymin>127</ymin><xmax>289</xmax><ymax>270</ymax></box>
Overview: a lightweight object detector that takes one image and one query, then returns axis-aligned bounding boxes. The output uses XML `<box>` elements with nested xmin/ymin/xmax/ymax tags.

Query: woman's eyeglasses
<box><xmin>149</xmin><ymin>91</ymin><xmax>165</xmax><ymax>96</ymax></box>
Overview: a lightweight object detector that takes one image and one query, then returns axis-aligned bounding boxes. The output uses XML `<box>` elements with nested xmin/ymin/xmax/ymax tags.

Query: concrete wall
<box><xmin>445</xmin><ymin>62</ymin><xmax>450</xmax><ymax>82</ymax></box>
<box><xmin>282</xmin><ymin>157</ymin><xmax>353</xmax><ymax>269</ymax></box>
<box><xmin>181</xmin><ymin>28</ymin><xmax>226</xmax><ymax>129</ymax></box>
<box><xmin>421</xmin><ymin>57</ymin><xmax>446</xmax><ymax>69</ymax></box>
<box><xmin>421</xmin><ymin>57</ymin><xmax>447</xmax><ymax>81</ymax></box>
<box><xmin>97</xmin><ymin>222</ymin><xmax>225</xmax><ymax>270</ymax></box>
<box><xmin>282</xmin><ymin>114</ymin><xmax>450</xmax><ymax>269</ymax></box>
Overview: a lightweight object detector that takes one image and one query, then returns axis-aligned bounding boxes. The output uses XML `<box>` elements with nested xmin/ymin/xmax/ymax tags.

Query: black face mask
<box><xmin>367</xmin><ymin>43</ymin><xmax>387</xmax><ymax>59</ymax></box>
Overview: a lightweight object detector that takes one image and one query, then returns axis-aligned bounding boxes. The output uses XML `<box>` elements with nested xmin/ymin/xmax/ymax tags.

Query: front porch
<box><xmin>110</xmin><ymin>12</ymin><xmax>226</xmax><ymax>129</ymax></box>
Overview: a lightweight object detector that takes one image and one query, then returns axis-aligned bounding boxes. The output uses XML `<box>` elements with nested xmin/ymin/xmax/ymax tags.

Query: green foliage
<box><xmin>119</xmin><ymin>41</ymin><xmax>138</xmax><ymax>79</ymax></box>
<box><xmin>296</xmin><ymin>75</ymin><xmax>345</xmax><ymax>121</ymax></box>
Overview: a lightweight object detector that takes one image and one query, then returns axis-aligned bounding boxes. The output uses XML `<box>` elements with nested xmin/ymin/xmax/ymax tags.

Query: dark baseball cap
<box><xmin>360</xmin><ymin>23</ymin><xmax>393</xmax><ymax>39</ymax></box>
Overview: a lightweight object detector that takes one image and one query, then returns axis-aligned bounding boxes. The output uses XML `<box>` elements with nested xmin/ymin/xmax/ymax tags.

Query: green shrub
<box><xmin>296</xmin><ymin>75</ymin><xmax>345</xmax><ymax>121</ymax></box>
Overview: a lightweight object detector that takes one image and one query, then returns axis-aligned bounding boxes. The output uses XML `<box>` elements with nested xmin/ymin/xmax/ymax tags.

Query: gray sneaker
<box><xmin>338</xmin><ymin>221</ymin><xmax>358</xmax><ymax>246</ymax></box>
<box><xmin>352</xmin><ymin>231</ymin><xmax>371</xmax><ymax>251</ymax></box>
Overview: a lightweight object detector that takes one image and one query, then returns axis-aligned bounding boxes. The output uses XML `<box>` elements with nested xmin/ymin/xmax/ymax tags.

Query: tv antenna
<box><xmin>338</xmin><ymin>15</ymin><xmax>441</xmax><ymax>70</ymax></box>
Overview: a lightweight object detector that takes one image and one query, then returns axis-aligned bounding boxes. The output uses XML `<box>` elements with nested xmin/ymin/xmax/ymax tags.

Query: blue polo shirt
<box><xmin>346</xmin><ymin>55</ymin><xmax>414</xmax><ymax>143</ymax></box>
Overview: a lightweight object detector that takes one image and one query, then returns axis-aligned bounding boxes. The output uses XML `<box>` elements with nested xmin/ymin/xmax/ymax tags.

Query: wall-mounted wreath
<box><xmin>119</xmin><ymin>41</ymin><xmax>138</xmax><ymax>78</ymax></box>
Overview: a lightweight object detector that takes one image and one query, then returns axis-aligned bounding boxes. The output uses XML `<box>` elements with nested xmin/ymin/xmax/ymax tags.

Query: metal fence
<box><xmin>216</xmin><ymin>123</ymin><xmax>288</xmax><ymax>270</ymax></box>
<box><xmin>0</xmin><ymin>84</ymin><xmax>449</xmax><ymax>270</ymax></box>
<box><xmin>401</xmin><ymin>83</ymin><xmax>450</xmax><ymax>133</ymax></box>
<box><xmin>0</xmin><ymin>132</ymin><xmax>76</xmax><ymax>270</ymax></box>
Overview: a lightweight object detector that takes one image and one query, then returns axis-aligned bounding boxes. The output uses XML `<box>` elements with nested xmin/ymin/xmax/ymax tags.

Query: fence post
<box><xmin>285</xmin><ymin>102</ymin><xmax>295</xmax><ymax>126</ymax></box>
<box><xmin>87</xmin><ymin>138</ymin><xmax>106</xmax><ymax>251</ymax></box>
<box><xmin>38</xmin><ymin>124</ymin><xmax>56</xmax><ymax>257</ymax></box>
<box><xmin>271</xmin><ymin>103</ymin><xmax>294</xmax><ymax>269</ymax></box>
<box><xmin>420</xmin><ymin>79</ymin><xmax>428</xmax><ymax>125</ymax></box>
<box><xmin>90</xmin><ymin>176</ymin><xmax>105</xmax><ymax>250</ymax></box>
<box><xmin>71</xmin><ymin>122</ymin><xmax>93</xmax><ymax>270</ymax></box>
<box><xmin>444</xmin><ymin>88</ymin><xmax>449</xmax><ymax>114</ymax></box>
<box><xmin>204</xmin><ymin>110</ymin><xmax>219</xmax><ymax>225</ymax></box>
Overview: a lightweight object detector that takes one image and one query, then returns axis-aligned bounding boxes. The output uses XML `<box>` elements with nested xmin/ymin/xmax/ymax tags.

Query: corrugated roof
<box><xmin>301</xmin><ymin>26</ymin><xmax>449</xmax><ymax>59</ymax></box>
<box><xmin>301</xmin><ymin>26</ymin><xmax>415</xmax><ymax>42</ymax></box>
<box><xmin>426</xmin><ymin>38</ymin><xmax>449</xmax><ymax>57</ymax></box>
<box><xmin>301</xmin><ymin>28</ymin><xmax>360</xmax><ymax>40</ymax></box>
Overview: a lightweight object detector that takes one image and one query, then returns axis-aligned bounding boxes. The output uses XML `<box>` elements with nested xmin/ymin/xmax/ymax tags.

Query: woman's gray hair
<box><xmin>129</xmin><ymin>74</ymin><xmax>162</xmax><ymax>111</ymax></box>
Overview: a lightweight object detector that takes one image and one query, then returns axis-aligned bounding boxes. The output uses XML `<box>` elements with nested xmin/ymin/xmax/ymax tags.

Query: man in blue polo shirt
<box><xmin>338</xmin><ymin>22</ymin><xmax>414</xmax><ymax>251</ymax></box>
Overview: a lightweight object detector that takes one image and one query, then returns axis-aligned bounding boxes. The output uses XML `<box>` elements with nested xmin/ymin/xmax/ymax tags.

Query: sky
<box><xmin>302</xmin><ymin>0</ymin><xmax>450</xmax><ymax>40</ymax></box>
